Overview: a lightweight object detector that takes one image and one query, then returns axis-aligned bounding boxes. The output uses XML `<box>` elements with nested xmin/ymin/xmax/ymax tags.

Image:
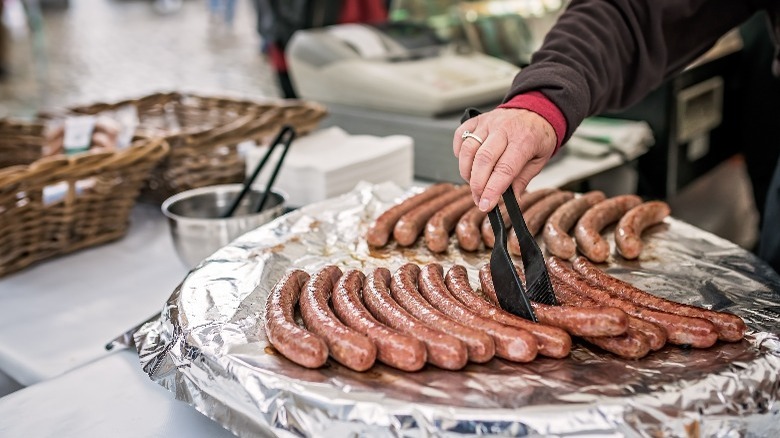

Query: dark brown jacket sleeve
<box><xmin>505</xmin><ymin>0</ymin><xmax>769</xmax><ymax>142</ymax></box>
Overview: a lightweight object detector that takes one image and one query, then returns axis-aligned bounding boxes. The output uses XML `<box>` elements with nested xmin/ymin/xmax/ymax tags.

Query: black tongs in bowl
<box><xmin>461</xmin><ymin>108</ymin><xmax>558</xmax><ymax>322</ymax></box>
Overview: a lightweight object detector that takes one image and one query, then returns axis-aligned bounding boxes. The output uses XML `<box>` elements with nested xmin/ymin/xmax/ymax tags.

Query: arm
<box><xmin>455</xmin><ymin>0</ymin><xmax>766</xmax><ymax>211</ymax></box>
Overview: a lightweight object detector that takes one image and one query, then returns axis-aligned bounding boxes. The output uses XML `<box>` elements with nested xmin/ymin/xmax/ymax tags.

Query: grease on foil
<box><xmin>134</xmin><ymin>182</ymin><xmax>780</xmax><ymax>437</ymax></box>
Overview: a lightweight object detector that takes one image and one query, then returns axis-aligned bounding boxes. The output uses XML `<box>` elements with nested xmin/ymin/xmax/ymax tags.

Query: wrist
<box><xmin>499</xmin><ymin>91</ymin><xmax>567</xmax><ymax>152</ymax></box>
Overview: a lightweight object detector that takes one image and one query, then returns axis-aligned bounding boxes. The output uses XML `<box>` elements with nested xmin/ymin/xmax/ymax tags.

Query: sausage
<box><xmin>331</xmin><ymin>269</ymin><xmax>427</xmax><ymax>371</ymax></box>
<box><xmin>363</xmin><ymin>268</ymin><xmax>468</xmax><ymax>370</ymax></box>
<box><xmin>419</xmin><ymin>264</ymin><xmax>538</xmax><ymax>362</ymax></box>
<box><xmin>509</xmin><ymin>191</ymin><xmax>574</xmax><ymax>255</ymax></box>
<box><xmin>550</xmin><ymin>276</ymin><xmax>666</xmax><ymax>351</ymax></box>
<box><xmin>572</xmin><ymin>256</ymin><xmax>746</xmax><ymax>342</ymax></box>
<box><xmin>574</xmin><ymin>194</ymin><xmax>643</xmax><ymax>263</ymax></box>
<box><xmin>543</xmin><ymin>191</ymin><xmax>606</xmax><ymax>259</ymax></box>
<box><xmin>614</xmin><ymin>201</ymin><xmax>671</xmax><ymax>259</ymax></box>
<box><xmin>264</xmin><ymin>269</ymin><xmax>329</xmax><ymax>368</ymax></box>
<box><xmin>549</xmin><ymin>277</ymin><xmax>652</xmax><ymax>358</ymax></box>
<box><xmin>481</xmin><ymin>188</ymin><xmax>556</xmax><ymax>248</ymax></box>
<box><xmin>367</xmin><ymin>183</ymin><xmax>454</xmax><ymax>247</ymax></box>
<box><xmin>299</xmin><ymin>266</ymin><xmax>377</xmax><ymax>371</ymax></box>
<box><xmin>478</xmin><ymin>264</ymin><xmax>628</xmax><ymax>338</ymax></box>
<box><xmin>394</xmin><ymin>185</ymin><xmax>471</xmax><ymax>246</ymax></box>
<box><xmin>455</xmin><ymin>206</ymin><xmax>487</xmax><ymax>252</ymax></box>
<box><xmin>390</xmin><ymin>263</ymin><xmax>495</xmax><ymax>363</ymax></box>
<box><xmin>547</xmin><ymin>257</ymin><xmax>718</xmax><ymax>348</ymax></box>
<box><xmin>425</xmin><ymin>194</ymin><xmax>476</xmax><ymax>253</ymax></box>
<box><xmin>451</xmin><ymin>266</ymin><xmax>571</xmax><ymax>358</ymax></box>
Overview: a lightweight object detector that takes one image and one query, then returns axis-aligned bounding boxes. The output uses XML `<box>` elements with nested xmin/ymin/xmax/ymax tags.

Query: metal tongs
<box><xmin>461</xmin><ymin>109</ymin><xmax>558</xmax><ymax>322</ymax></box>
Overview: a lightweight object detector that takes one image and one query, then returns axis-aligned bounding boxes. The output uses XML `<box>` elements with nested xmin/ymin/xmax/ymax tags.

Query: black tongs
<box><xmin>460</xmin><ymin>108</ymin><xmax>558</xmax><ymax>322</ymax></box>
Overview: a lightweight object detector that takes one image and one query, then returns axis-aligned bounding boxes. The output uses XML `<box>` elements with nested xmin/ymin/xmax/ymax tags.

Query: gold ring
<box><xmin>461</xmin><ymin>130</ymin><xmax>484</xmax><ymax>145</ymax></box>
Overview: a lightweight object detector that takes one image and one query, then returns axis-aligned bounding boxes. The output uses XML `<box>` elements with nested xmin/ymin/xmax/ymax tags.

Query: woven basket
<box><xmin>65</xmin><ymin>92</ymin><xmax>328</xmax><ymax>203</ymax></box>
<box><xmin>0</xmin><ymin>119</ymin><xmax>169</xmax><ymax>277</ymax></box>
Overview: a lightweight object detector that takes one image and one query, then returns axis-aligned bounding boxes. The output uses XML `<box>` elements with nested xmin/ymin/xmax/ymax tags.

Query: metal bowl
<box><xmin>161</xmin><ymin>184</ymin><xmax>287</xmax><ymax>268</ymax></box>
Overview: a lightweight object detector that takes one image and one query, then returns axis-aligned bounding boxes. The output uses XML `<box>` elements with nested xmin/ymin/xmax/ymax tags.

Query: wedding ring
<box><xmin>461</xmin><ymin>130</ymin><xmax>484</xmax><ymax>145</ymax></box>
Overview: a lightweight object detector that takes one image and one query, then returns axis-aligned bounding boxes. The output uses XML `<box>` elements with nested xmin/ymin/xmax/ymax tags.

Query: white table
<box><xmin>0</xmin><ymin>204</ymin><xmax>188</xmax><ymax>387</ymax></box>
<box><xmin>0</xmin><ymin>349</ymin><xmax>234</xmax><ymax>437</ymax></box>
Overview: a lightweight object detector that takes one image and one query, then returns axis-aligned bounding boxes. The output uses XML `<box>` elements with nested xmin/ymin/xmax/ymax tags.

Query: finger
<box><xmin>468</xmin><ymin>130</ymin><xmax>508</xmax><ymax>207</ymax></box>
<box><xmin>510</xmin><ymin>156</ymin><xmax>548</xmax><ymax>199</ymax></box>
<box><xmin>453</xmin><ymin>119</ymin><xmax>478</xmax><ymax>157</ymax></box>
<box><xmin>477</xmin><ymin>143</ymin><xmax>534</xmax><ymax>212</ymax></box>
<box><xmin>457</xmin><ymin>128</ymin><xmax>489</xmax><ymax>184</ymax></box>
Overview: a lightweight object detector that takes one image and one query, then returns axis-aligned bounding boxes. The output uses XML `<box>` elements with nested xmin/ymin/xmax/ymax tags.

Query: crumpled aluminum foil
<box><xmin>134</xmin><ymin>182</ymin><xmax>780</xmax><ymax>437</ymax></box>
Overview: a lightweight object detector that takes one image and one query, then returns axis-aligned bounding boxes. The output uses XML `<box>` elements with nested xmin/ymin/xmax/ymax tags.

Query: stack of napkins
<box><xmin>245</xmin><ymin>127</ymin><xmax>413</xmax><ymax>207</ymax></box>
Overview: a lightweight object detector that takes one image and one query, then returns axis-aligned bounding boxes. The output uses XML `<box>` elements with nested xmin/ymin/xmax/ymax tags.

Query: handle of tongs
<box><xmin>222</xmin><ymin>125</ymin><xmax>296</xmax><ymax>218</ymax></box>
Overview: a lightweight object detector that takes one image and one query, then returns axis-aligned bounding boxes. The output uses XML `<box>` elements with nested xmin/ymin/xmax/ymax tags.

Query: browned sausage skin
<box><xmin>572</xmin><ymin>256</ymin><xmax>746</xmax><ymax>342</ymax></box>
<box><xmin>543</xmin><ymin>191</ymin><xmax>606</xmax><ymax>259</ymax></box>
<box><xmin>299</xmin><ymin>266</ymin><xmax>377</xmax><ymax>371</ymax></box>
<box><xmin>509</xmin><ymin>191</ymin><xmax>575</xmax><ymax>256</ymax></box>
<box><xmin>455</xmin><ymin>206</ymin><xmax>487</xmax><ymax>252</ymax></box>
<box><xmin>614</xmin><ymin>201</ymin><xmax>671</xmax><ymax>259</ymax></box>
<box><xmin>575</xmin><ymin>194</ymin><xmax>643</xmax><ymax>263</ymax></box>
<box><xmin>363</xmin><ymin>268</ymin><xmax>468</xmax><ymax>370</ymax></box>
<box><xmin>331</xmin><ymin>269</ymin><xmax>427</xmax><ymax>371</ymax></box>
<box><xmin>458</xmin><ymin>265</ymin><xmax>572</xmax><ymax>358</ymax></box>
<box><xmin>481</xmin><ymin>188</ymin><xmax>556</xmax><ymax>248</ymax></box>
<box><xmin>478</xmin><ymin>264</ymin><xmax>628</xmax><ymax>338</ymax></box>
<box><xmin>551</xmin><ymin>276</ymin><xmax>666</xmax><ymax>351</ymax></box>
<box><xmin>391</xmin><ymin>263</ymin><xmax>495</xmax><ymax>363</ymax></box>
<box><xmin>394</xmin><ymin>185</ymin><xmax>471</xmax><ymax>246</ymax></box>
<box><xmin>547</xmin><ymin>257</ymin><xmax>718</xmax><ymax>348</ymax></box>
<box><xmin>367</xmin><ymin>183</ymin><xmax>453</xmax><ymax>247</ymax></box>
<box><xmin>425</xmin><ymin>194</ymin><xmax>476</xmax><ymax>253</ymax></box>
<box><xmin>264</xmin><ymin>269</ymin><xmax>329</xmax><ymax>368</ymax></box>
<box><xmin>418</xmin><ymin>264</ymin><xmax>538</xmax><ymax>362</ymax></box>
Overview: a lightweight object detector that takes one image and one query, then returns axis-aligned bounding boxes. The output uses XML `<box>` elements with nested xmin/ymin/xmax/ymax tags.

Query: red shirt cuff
<box><xmin>498</xmin><ymin>91</ymin><xmax>567</xmax><ymax>152</ymax></box>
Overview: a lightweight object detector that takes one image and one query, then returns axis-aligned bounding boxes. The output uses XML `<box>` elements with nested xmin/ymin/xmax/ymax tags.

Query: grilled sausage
<box><xmin>478</xmin><ymin>264</ymin><xmax>628</xmax><ymax>338</ymax></box>
<box><xmin>299</xmin><ymin>266</ymin><xmax>377</xmax><ymax>371</ymax></box>
<box><xmin>264</xmin><ymin>269</ymin><xmax>329</xmax><ymax>368</ymax></box>
<box><xmin>547</xmin><ymin>257</ymin><xmax>718</xmax><ymax>348</ymax></box>
<box><xmin>572</xmin><ymin>256</ymin><xmax>746</xmax><ymax>342</ymax></box>
<box><xmin>481</xmin><ymin>188</ymin><xmax>556</xmax><ymax>248</ymax></box>
<box><xmin>509</xmin><ymin>191</ymin><xmax>575</xmax><ymax>256</ymax></box>
<box><xmin>551</xmin><ymin>276</ymin><xmax>666</xmax><ymax>351</ymax></box>
<box><xmin>363</xmin><ymin>268</ymin><xmax>468</xmax><ymax>370</ymax></box>
<box><xmin>419</xmin><ymin>264</ymin><xmax>538</xmax><ymax>362</ymax></box>
<box><xmin>394</xmin><ymin>185</ymin><xmax>471</xmax><ymax>246</ymax></box>
<box><xmin>614</xmin><ymin>201</ymin><xmax>671</xmax><ymax>259</ymax></box>
<box><xmin>367</xmin><ymin>183</ymin><xmax>454</xmax><ymax>247</ymax></box>
<box><xmin>450</xmin><ymin>266</ymin><xmax>571</xmax><ymax>358</ymax></box>
<box><xmin>543</xmin><ymin>191</ymin><xmax>606</xmax><ymax>259</ymax></box>
<box><xmin>455</xmin><ymin>206</ymin><xmax>487</xmax><ymax>252</ymax></box>
<box><xmin>574</xmin><ymin>194</ymin><xmax>642</xmax><ymax>263</ymax></box>
<box><xmin>331</xmin><ymin>269</ymin><xmax>427</xmax><ymax>371</ymax></box>
<box><xmin>391</xmin><ymin>263</ymin><xmax>495</xmax><ymax>363</ymax></box>
<box><xmin>425</xmin><ymin>194</ymin><xmax>477</xmax><ymax>253</ymax></box>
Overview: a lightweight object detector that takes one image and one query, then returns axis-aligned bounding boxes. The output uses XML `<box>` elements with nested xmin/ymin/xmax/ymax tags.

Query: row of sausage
<box><xmin>263</xmin><ymin>259</ymin><xmax>745</xmax><ymax>372</ymax></box>
<box><xmin>367</xmin><ymin>184</ymin><xmax>671</xmax><ymax>263</ymax></box>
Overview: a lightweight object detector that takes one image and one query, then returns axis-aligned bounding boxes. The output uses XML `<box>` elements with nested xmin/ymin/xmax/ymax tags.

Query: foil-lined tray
<box><xmin>134</xmin><ymin>182</ymin><xmax>780</xmax><ymax>437</ymax></box>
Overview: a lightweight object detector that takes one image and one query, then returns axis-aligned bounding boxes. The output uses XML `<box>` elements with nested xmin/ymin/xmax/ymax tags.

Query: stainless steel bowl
<box><xmin>161</xmin><ymin>184</ymin><xmax>287</xmax><ymax>268</ymax></box>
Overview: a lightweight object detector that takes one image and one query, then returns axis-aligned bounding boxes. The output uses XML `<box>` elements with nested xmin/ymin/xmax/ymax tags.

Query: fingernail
<box><xmin>479</xmin><ymin>198</ymin><xmax>490</xmax><ymax>212</ymax></box>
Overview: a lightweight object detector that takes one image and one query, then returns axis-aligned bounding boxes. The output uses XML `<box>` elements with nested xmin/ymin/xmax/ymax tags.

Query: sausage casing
<box><xmin>264</xmin><ymin>269</ymin><xmax>329</xmax><ymax>368</ymax></box>
<box><xmin>574</xmin><ymin>194</ymin><xmax>642</xmax><ymax>263</ymax></box>
<box><xmin>425</xmin><ymin>194</ymin><xmax>476</xmax><ymax>253</ymax></box>
<box><xmin>543</xmin><ymin>191</ymin><xmax>606</xmax><ymax>259</ymax></box>
<box><xmin>614</xmin><ymin>200</ymin><xmax>671</xmax><ymax>259</ymax></box>
<box><xmin>394</xmin><ymin>185</ymin><xmax>471</xmax><ymax>246</ymax></box>
<box><xmin>367</xmin><ymin>183</ymin><xmax>453</xmax><ymax>247</ymax></box>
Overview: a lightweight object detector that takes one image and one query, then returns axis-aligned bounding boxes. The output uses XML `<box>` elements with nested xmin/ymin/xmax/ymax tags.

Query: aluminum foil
<box><xmin>134</xmin><ymin>182</ymin><xmax>780</xmax><ymax>437</ymax></box>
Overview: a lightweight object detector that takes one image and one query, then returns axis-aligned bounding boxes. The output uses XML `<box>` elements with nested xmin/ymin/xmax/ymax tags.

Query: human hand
<box><xmin>453</xmin><ymin>108</ymin><xmax>557</xmax><ymax>212</ymax></box>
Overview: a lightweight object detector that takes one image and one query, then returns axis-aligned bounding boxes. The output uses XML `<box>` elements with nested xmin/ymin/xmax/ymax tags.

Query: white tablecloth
<box><xmin>0</xmin><ymin>204</ymin><xmax>188</xmax><ymax>386</ymax></box>
<box><xmin>0</xmin><ymin>349</ymin><xmax>234</xmax><ymax>437</ymax></box>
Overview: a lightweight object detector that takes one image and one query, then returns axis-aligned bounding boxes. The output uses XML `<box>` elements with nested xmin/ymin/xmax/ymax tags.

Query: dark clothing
<box><xmin>505</xmin><ymin>0</ymin><xmax>778</xmax><ymax>143</ymax></box>
<box><xmin>506</xmin><ymin>0</ymin><xmax>780</xmax><ymax>273</ymax></box>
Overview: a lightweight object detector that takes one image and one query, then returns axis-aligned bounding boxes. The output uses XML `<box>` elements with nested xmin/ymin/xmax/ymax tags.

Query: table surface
<box><xmin>0</xmin><ymin>203</ymin><xmax>189</xmax><ymax>386</ymax></box>
<box><xmin>0</xmin><ymin>349</ymin><xmax>235</xmax><ymax>437</ymax></box>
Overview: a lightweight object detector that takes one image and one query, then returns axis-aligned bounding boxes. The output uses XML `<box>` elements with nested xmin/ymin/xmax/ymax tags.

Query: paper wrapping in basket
<box><xmin>134</xmin><ymin>182</ymin><xmax>780</xmax><ymax>437</ymax></box>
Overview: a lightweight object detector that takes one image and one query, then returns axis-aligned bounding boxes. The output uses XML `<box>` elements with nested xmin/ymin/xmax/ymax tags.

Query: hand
<box><xmin>453</xmin><ymin>108</ymin><xmax>557</xmax><ymax>212</ymax></box>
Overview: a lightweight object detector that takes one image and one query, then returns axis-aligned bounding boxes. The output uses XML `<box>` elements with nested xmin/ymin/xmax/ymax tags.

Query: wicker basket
<box><xmin>64</xmin><ymin>92</ymin><xmax>328</xmax><ymax>203</ymax></box>
<box><xmin>0</xmin><ymin>119</ymin><xmax>169</xmax><ymax>277</ymax></box>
